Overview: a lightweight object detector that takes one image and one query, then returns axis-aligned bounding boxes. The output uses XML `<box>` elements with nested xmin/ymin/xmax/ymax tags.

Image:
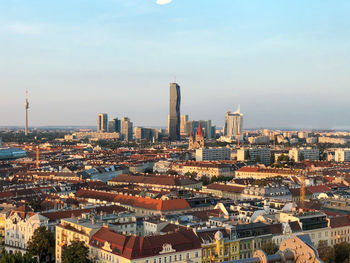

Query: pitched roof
<box><xmin>90</xmin><ymin>227</ymin><xmax>201</xmax><ymax>259</ymax></box>
<box><xmin>75</xmin><ymin>189</ymin><xmax>191</xmax><ymax>211</ymax></box>
<box><xmin>329</xmin><ymin>216</ymin><xmax>350</xmax><ymax>228</ymax></box>
<box><xmin>206</xmin><ymin>183</ymin><xmax>245</xmax><ymax>193</ymax></box>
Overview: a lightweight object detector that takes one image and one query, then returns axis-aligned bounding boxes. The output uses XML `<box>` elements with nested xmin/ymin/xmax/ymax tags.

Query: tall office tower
<box><xmin>97</xmin><ymin>113</ymin><xmax>108</xmax><ymax>132</ymax></box>
<box><xmin>121</xmin><ymin>117</ymin><xmax>133</xmax><ymax>141</ymax></box>
<box><xmin>108</xmin><ymin>118</ymin><xmax>121</xmax><ymax>133</ymax></box>
<box><xmin>180</xmin><ymin>115</ymin><xmax>189</xmax><ymax>136</ymax></box>
<box><xmin>168</xmin><ymin>82</ymin><xmax>181</xmax><ymax>141</ymax></box>
<box><xmin>24</xmin><ymin>90</ymin><xmax>29</xmax><ymax>136</ymax></box>
<box><xmin>224</xmin><ymin>106</ymin><xmax>243</xmax><ymax>140</ymax></box>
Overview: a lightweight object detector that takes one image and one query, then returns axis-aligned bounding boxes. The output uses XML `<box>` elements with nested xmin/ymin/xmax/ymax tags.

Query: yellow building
<box><xmin>55</xmin><ymin>216</ymin><xmax>102</xmax><ymax>263</ymax></box>
<box><xmin>197</xmin><ymin>228</ymin><xmax>239</xmax><ymax>263</ymax></box>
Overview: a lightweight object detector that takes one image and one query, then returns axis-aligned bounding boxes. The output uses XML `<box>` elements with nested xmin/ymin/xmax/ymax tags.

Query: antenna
<box><xmin>25</xmin><ymin>89</ymin><xmax>30</xmax><ymax>136</ymax></box>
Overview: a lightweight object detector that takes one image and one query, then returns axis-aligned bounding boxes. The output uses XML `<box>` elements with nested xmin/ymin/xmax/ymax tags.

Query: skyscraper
<box><xmin>180</xmin><ymin>114</ymin><xmax>189</xmax><ymax>136</ymax></box>
<box><xmin>121</xmin><ymin>117</ymin><xmax>133</xmax><ymax>141</ymax></box>
<box><xmin>224</xmin><ymin>106</ymin><xmax>243</xmax><ymax>140</ymax></box>
<box><xmin>168</xmin><ymin>83</ymin><xmax>181</xmax><ymax>141</ymax></box>
<box><xmin>97</xmin><ymin>113</ymin><xmax>108</xmax><ymax>132</ymax></box>
<box><xmin>108</xmin><ymin>118</ymin><xmax>121</xmax><ymax>133</ymax></box>
<box><xmin>24</xmin><ymin>90</ymin><xmax>29</xmax><ymax>136</ymax></box>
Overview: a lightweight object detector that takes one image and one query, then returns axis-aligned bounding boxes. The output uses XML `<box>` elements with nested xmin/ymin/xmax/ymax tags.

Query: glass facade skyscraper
<box><xmin>168</xmin><ymin>83</ymin><xmax>181</xmax><ymax>141</ymax></box>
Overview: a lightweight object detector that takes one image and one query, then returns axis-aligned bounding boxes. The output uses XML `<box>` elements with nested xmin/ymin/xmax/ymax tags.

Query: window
<box><xmin>195</xmin><ymin>252</ymin><xmax>198</xmax><ymax>258</ymax></box>
<box><xmin>159</xmin><ymin>258</ymin><xmax>161</xmax><ymax>263</ymax></box>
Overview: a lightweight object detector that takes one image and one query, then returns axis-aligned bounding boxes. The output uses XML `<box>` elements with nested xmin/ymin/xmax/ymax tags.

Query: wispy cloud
<box><xmin>156</xmin><ymin>0</ymin><xmax>172</xmax><ymax>5</ymax></box>
<box><xmin>4</xmin><ymin>22</ymin><xmax>44</xmax><ymax>35</ymax></box>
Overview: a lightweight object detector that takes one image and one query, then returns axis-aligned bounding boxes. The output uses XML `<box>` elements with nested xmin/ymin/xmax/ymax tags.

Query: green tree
<box><xmin>27</xmin><ymin>226</ymin><xmax>55</xmax><ymax>262</ymax></box>
<box><xmin>260</xmin><ymin>240</ymin><xmax>279</xmax><ymax>255</ymax></box>
<box><xmin>201</xmin><ymin>175</ymin><xmax>210</xmax><ymax>186</ymax></box>
<box><xmin>0</xmin><ymin>251</ymin><xmax>37</xmax><ymax>263</ymax></box>
<box><xmin>62</xmin><ymin>241</ymin><xmax>91</xmax><ymax>263</ymax></box>
<box><xmin>334</xmin><ymin>242</ymin><xmax>350</xmax><ymax>263</ymax></box>
<box><xmin>317</xmin><ymin>240</ymin><xmax>335</xmax><ymax>263</ymax></box>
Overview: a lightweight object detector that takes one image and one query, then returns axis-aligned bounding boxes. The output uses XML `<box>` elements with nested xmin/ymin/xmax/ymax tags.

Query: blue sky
<box><xmin>1</xmin><ymin>0</ymin><xmax>350</xmax><ymax>129</ymax></box>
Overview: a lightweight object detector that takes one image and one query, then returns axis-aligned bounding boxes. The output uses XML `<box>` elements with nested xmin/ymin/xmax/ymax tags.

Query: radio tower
<box><xmin>25</xmin><ymin>90</ymin><xmax>29</xmax><ymax>136</ymax></box>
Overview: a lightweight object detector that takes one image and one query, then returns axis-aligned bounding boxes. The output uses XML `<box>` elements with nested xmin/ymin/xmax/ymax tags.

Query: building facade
<box><xmin>121</xmin><ymin>117</ymin><xmax>133</xmax><ymax>141</ymax></box>
<box><xmin>168</xmin><ymin>83</ymin><xmax>181</xmax><ymax>141</ymax></box>
<box><xmin>97</xmin><ymin>113</ymin><xmax>108</xmax><ymax>133</ymax></box>
<box><xmin>224</xmin><ymin>106</ymin><xmax>243</xmax><ymax>140</ymax></box>
<box><xmin>196</xmin><ymin>147</ymin><xmax>231</xmax><ymax>161</ymax></box>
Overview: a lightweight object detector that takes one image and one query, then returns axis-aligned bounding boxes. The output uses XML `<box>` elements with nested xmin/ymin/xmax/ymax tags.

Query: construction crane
<box><xmin>36</xmin><ymin>145</ymin><xmax>40</xmax><ymax>169</ymax></box>
<box><xmin>224</xmin><ymin>235</ymin><xmax>323</xmax><ymax>263</ymax></box>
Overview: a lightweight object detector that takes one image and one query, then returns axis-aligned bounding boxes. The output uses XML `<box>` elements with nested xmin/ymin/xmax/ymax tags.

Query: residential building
<box><xmin>334</xmin><ymin>148</ymin><xmax>350</xmax><ymax>162</ymax></box>
<box><xmin>97</xmin><ymin>113</ymin><xmax>108</xmax><ymax>133</ymax></box>
<box><xmin>235</xmin><ymin>167</ymin><xmax>297</xmax><ymax>179</ymax></box>
<box><xmin>237</xmin><ymin>148</ymin><xmax>271</xmax><ymax>165</ymax></box>
<box><xmin>171</xmin><ymin>162</ymin><xmax>234</xmax><ymax>179</ymax></box>
<box><xmin>169</xmin><ymin>82</ymin><xmax>181</xmax><ymax>141</ymax></box>
<box><xmin>5</xmin><ymin>205</ymin><xmax>49</xmax><ymax>254</ymax></box>
<box><xmin>289</xmin><ymin>148</ymin><xmax>319</xmax><ymax>162</ymax></box>
<box><xmin>89</xmin><ymin>227</ymin><xmax>202</xmax><ymax>263</ymax></box>
<box><xmin>196</xmin><ymin>147</ymin><xmax>231</xmax><ymax>161</ymax></box>
<box><xmin>197</xmin><ymin>227</ymin><xmax>239</xmax><ymax>263</ymax></box>
<box><xmin>121</xmin><ymin>117</ymin><xmax>133</xmax><ymax>141</ymax></box>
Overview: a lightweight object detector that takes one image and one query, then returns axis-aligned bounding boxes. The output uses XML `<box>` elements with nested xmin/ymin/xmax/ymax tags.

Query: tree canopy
<box><xmin>27</xmin><ymin>226</ymin><xmax>55</xmax><ymax>262</ymax></box>
<box><xmin>62</xmin><ymin>241</ymin><xmax>91</xmax><ymax>263</ymax></box>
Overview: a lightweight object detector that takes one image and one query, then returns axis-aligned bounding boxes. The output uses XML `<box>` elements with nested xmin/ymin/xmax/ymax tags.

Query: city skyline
<box><xmin>1</xmin><ymin>0</ymin><xmax>350</xmax><ymax>129</ymax></box>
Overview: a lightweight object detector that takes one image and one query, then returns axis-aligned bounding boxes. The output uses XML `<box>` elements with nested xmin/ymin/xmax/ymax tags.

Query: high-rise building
<box><xmin>24</xmin><ymin>90</ymin><xmax>29</xmax><ymax>136</ymax></box>
<box><xmin>108</xmin><ymin>118</ymin><xmax>121</xmax><ymax>133</ymax></box>
<box><xmin>224</xmin><ymin>106</ymin><xmax>243</xmax><ymax>140</ymax></box>
<box><xmin>180</xmin><ymin>114</ymin><xmax>189</xmax><ymax>136</ymax></box>
<box><xmin>168</xmin><ymin>83</ymin><xmax>181</xmax><ymax>141</ymax></box>
<box><xmin>134</xmin><ymin>127</ymin><xmax>159</xmax><ymax>141</ymax></box>
<box><xmin>121</xmin><ymin>117</ymin><xmax>133</xmax><ymax>141</ymax></box>
<box><xmin>97</xmin><ymin>113</ymin><xmax>108</xmax><ymax>132</ymax></box>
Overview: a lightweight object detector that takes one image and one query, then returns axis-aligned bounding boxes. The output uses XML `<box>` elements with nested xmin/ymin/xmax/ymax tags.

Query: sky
<box><xmin>1</xmin><ymin>0</ymin><xmax>350</xmax><ymax>129</ymax></box>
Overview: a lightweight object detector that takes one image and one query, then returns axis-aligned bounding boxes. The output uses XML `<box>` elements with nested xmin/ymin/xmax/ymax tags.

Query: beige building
<box><xmin>171</xmin><ymin>162</ymin><xmax>233</xmax><ymax>179</ymax></box>
<box><xmin>334</xmin><ymin>148</ymin><xmax>350</xmax><ymax>162</ymax></box>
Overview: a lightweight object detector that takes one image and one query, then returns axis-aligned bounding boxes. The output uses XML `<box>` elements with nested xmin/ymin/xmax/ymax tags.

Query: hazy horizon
<box><xmin>1</xmin><ymin>0</ymin><xmax>349</xmax><ymax>129</ymax></box>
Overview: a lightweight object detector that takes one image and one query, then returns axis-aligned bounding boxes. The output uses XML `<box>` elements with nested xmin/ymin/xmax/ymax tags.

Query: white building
<box><xmin>334</xmin><ymin>149</ymin><xmax>350</xmax><ymax>162</ymax></box>
<box><xmin>237</xmin><ymin>148</ymin><xmax>271</xmax><ymax>165</ymax></box>
<box><xmin>195</xmin><ymin>147</ymin><xmax>231</xmax><ymax>161</ymax></box>
<box><xmin>289</xmin><ymin>148</ymin><xmax>319</xmax><ymax>162</ymax></box>
<box><xmin>224</xmin><ymin>106</ymin><xmax>243</xmax><ymax>140</ymax></box>
<box><xmin>5</xmin><ymin>206</ymin><xmax>49</xmax><ymax>254</ymax></box>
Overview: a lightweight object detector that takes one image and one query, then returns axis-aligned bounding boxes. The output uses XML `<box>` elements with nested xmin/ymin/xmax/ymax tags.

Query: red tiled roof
<box><xmin>206</xmin><ymin>183</ymin><xmax>245</xmax><ymax>193</ymax></box>
<box><xmin>306</xmin><ymin>185</ymin><xmax>331</xmax><ymax>193</ymax></box>
<box><xmin>75</xmin><ymin>189</ymin><xmax>191</xmax><ymax>211</ymax></box>
<box><xmin>90</xmin><ymin>227</ymin><xmax>201</xmax><ymax>259</ymax></box>
<box><xmin>330</xmin><ymin>216</ymin><xmax>350</xmax><ymax>228</ymax></box>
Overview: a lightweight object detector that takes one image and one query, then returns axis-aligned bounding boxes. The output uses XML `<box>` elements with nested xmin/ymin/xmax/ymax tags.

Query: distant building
<box><xmin>168</xmin><ymin>82</ymin><xmax>181</xmax><ymax>141</ymax></box>
<box><xmin>0</xmin><ymin>137</ymin><xmax>2</xmax><ymax>147</ymax></box>
<box><xmin>224</xmin><ymin>106</ymin><xmax>243</xmax><ymax>140</ymax></box>
<box><xmin>189</xmin><ymin>123</ymin><xmax>205</xmax><ymax>149</ymax></box>
<box><xmin>108</xmin><ymin>118</ymin><xmax>121</xmax><ymax>133</ymax></box>
<box><xmin>289</xmin><ymin>148</ymin><xmax>319</xmax><ymax>162</ymax></box>
<box><xmin>121</xmin><ymin>117</ymin><xmax>133</xmax><ymax>141</ymax></box>
<box><xmin>237</xmin><ymin>148</ymin><xmax>271</xmax><ymax>165</ymax></box>
<box><xmin>186</xmin><ymin>120</ymin><xmax>215</xmax><ymax>139</ymax></box>
<box><xmin>334</xmin><ymin>148</ymin><xmax>350</xmax><ymax>162</ymax></box>
<box><xmin>196</xmin><ymin>147</ymin><xmax>231</xmax><ymax>161</ymax></box>
<box><xmin>180</xmin><ymin>114</ymin><xmax>189</xmax><ymax>136</ymax></box>
<box><xmin>134</xmin><ymin>127</ymin><xmax>158</xmax><ymax>141</ymax></box>
<box><xmin>97</xmin><ymin>113</ymin><xmax>108</xmax><ymax>132</ymax></box>
<box><xmin>248</xmin><ymin>136</ymin><xmax>270</xmax><ymax>144</ymax></box>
